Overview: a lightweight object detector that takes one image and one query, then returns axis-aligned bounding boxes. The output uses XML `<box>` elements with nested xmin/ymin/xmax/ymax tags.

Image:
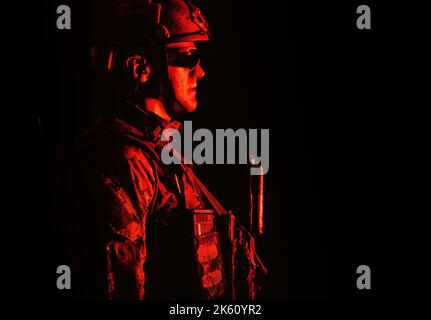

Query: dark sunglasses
<box><xmin>166</xmin><ymin>48</ymin><xmax>201</xmax><ymax>70</ymax></box>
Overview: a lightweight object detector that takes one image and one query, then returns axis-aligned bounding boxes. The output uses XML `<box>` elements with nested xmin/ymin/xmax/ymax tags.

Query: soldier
<box><xmin>58</xmin><ymin>0</ymin><xmax>266</xmax><ymax>299</ymax></box>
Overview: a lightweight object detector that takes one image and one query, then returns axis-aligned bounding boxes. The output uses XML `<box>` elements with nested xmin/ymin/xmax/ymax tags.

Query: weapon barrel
<box><xmin>249</xmin><ymin>164</ymin><xmax>264</xmax><ymax>236</ymax></box>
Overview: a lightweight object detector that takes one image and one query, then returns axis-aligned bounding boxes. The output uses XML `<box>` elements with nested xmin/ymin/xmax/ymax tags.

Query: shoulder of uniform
<box><xmin>119</xmin><ymin>142</ymin><xmax>160</xmax><ymax>164</ymax></box>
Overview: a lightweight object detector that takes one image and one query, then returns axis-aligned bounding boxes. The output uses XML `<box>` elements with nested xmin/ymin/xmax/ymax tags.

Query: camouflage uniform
<box><xmin>60</xmin><ymin>101</ymin><xmax>265</xmax><ymax>299</ymax></box>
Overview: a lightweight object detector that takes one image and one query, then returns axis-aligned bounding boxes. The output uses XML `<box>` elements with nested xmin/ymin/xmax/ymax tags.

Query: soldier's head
<box><xmin>92</xmin><ymin>0</ymin><xmax>210</xmax><ymax>118</ymax></box>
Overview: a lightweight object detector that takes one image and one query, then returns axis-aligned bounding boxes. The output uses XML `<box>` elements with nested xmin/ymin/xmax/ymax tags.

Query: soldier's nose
<box><xmin>194</xmin><ymin>63</ymin><xmax>205</xmax><ymax>79</ymax></box>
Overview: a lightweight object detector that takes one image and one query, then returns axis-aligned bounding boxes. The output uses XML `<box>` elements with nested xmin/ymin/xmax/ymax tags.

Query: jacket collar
<box><xmin>120</xmin><ymin>101</ymin><xmax>183</xmax><ymax>142</ymax></box>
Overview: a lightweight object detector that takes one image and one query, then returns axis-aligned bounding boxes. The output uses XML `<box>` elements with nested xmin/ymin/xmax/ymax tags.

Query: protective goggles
<box><xmin>166</xmin><ymin>48</ymin><xmax>201</xmax><ymax>70</ymax></box>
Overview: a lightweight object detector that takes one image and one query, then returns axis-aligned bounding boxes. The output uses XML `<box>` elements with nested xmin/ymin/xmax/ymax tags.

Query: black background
<box><xmin>7</xmin><ymin>0</ymin><xmax>398</xmax><ymax>308</ymax></box>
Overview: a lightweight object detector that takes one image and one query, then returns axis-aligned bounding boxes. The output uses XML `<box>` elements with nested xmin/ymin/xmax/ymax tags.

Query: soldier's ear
<box><xmin>126</xmin><ymin>55</ymin><xmax>151</xmax><ymax>83</ymax></box>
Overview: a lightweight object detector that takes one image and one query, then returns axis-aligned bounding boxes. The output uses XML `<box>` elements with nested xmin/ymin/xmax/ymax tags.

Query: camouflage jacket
<box><xmin>60</xmin><ymin>102</ymin><xmax>265</xmax><ymax>299</ymax></box>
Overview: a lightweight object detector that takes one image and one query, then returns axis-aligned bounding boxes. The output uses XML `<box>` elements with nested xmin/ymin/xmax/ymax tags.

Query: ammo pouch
<box><xmin>214</xmin><ymin>214</ymin><xmax>267</xmax><ymax>300</ymax></box>
<box><xmin>193</xmin><ymin>209</ymin><xmax>228</xmax><ymax>299</ymax></box>
<box><xmin>187</xmin><ymin>168</ymin><xmax>267</xmax><ymax>300</ymax></box>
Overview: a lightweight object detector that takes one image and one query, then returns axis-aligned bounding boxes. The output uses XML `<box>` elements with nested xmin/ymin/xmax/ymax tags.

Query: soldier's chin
<box><xmin>185</xmin><ymin>100</ymin><xmax>198</xmax><ymax>113</ymax></box>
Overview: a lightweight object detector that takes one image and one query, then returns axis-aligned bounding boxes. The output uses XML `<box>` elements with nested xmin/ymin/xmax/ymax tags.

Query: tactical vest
<box><xmin>133</xmin><ymin>134</ymin><xmax>232</xmax><ymax>299</ymax></box>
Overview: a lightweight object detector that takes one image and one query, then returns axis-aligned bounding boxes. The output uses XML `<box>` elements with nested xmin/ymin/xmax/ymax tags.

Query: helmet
<box><xmin>91</xmin><ymin>0</ymin><xmax>210</xmax><ymax>71</ymax></box>
<box><xmin>159</xmin><ymin>0</ymin><xmax>210</xmax><ymax>43</ymax></box>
